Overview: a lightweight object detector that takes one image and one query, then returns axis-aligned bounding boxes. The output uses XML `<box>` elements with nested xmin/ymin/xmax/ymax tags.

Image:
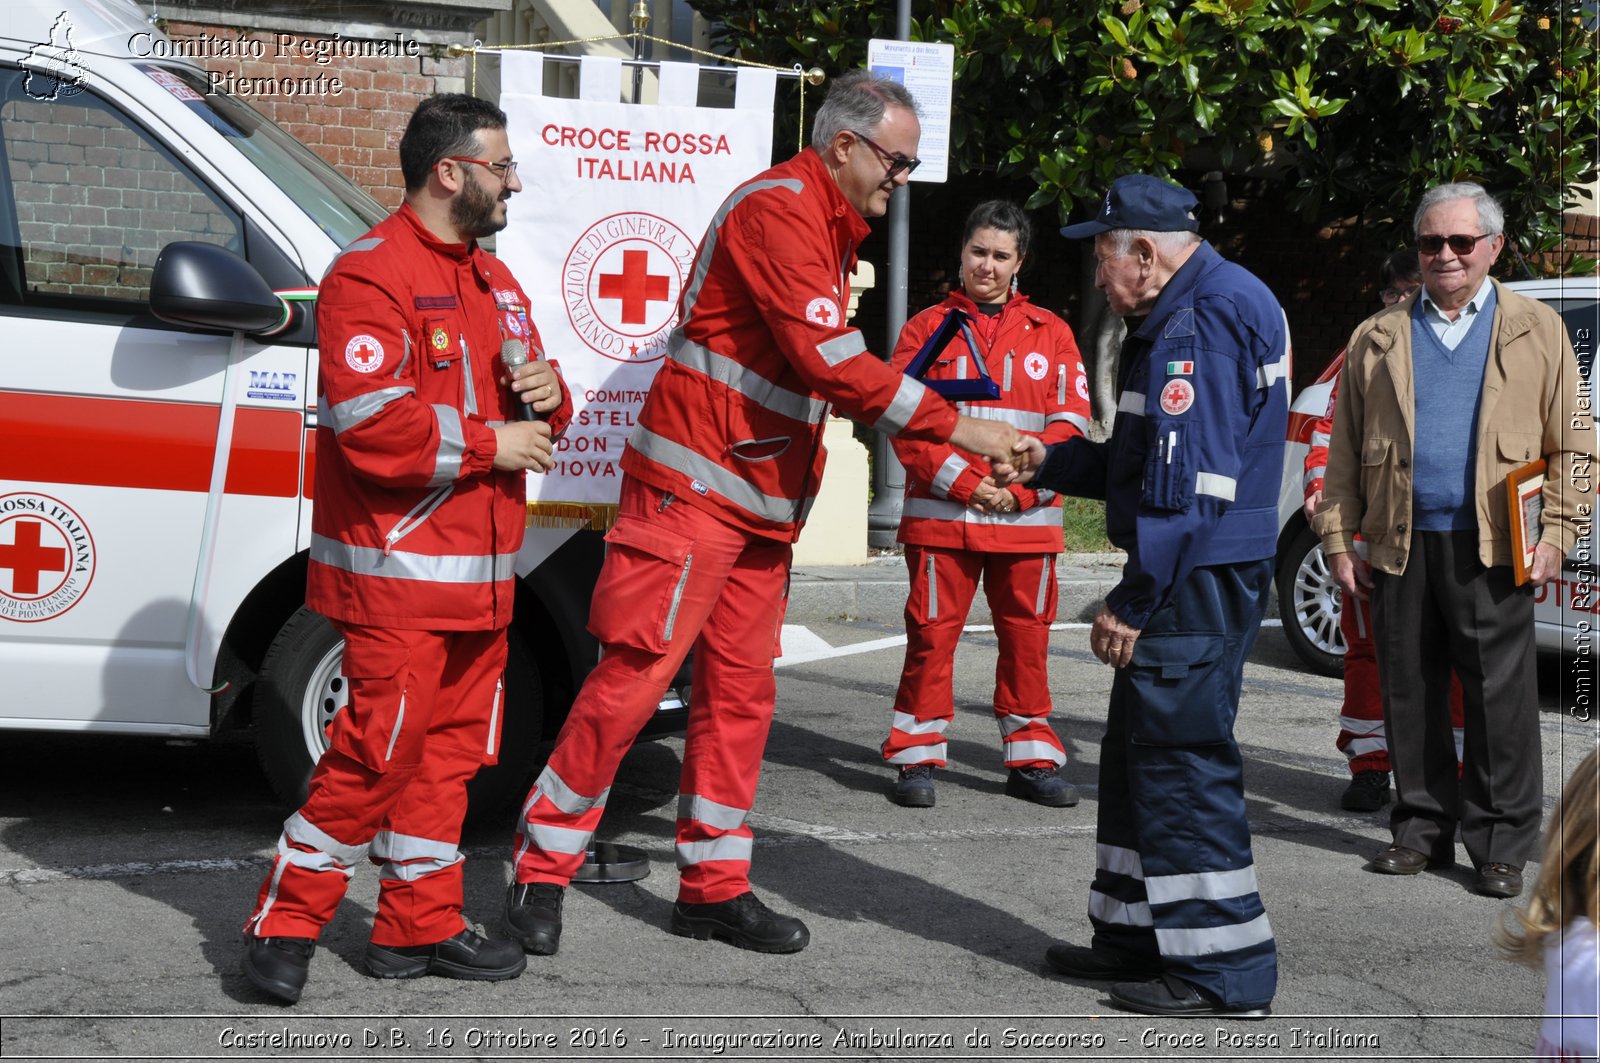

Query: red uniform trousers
<box><xmin>245</xmin><ymin>623</ymin><xmax>507</xmax><ymax>947</ymax></box>
<box><xmin>881</xmin><ymin>545</ymin><xmax>1064</xmax><ymax>770</ymax></box>
<box><xmin>512</xmin><ymin>477</ymin><xmax>789</xmax><ymax>905</ymax></box>
<box><xmin>1337</xmin><ymin>593</ymin><xmax>1464</xmax><ymax>774</ymax></box>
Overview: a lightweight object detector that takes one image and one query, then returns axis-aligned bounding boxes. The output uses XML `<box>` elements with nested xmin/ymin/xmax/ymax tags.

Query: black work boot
<box><xmin>364</xmin><ymin>927</ymin><xmax>526</xmax><ymax>981</ymax></box>
<box><xmin>242</xmin><ymin>936</ymin><xmax>316</xmax><ymax>1004</ymax></box>
<box><xmin>1005</xmin><ymin>766</ymin><xmax>1080</xmax><ymax>807</ymax></box>
<box><xmin>1340</xmin><ymin>770</ymin><xmax>1392</xmax><ymax>811</ymax></box>
<box><xmin>505</xmin><ymin>881</ymin><xmax>565</xmax><ymax>955</ymax></box>
<box><xmin>892</xmin><ymin>764</ymin><xmax>936</xmax><ymax>807</ymax></box>
<box><xmin>670</xmin><ymin>891</ymin><xmax>809</xmax><ymax>953</ymax></box>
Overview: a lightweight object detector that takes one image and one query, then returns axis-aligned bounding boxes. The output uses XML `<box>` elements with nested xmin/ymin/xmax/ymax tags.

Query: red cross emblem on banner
<box><xmin>597</xmin><ymin>249</ymin><xmax>672</xmax><ymax>325</ymax></box>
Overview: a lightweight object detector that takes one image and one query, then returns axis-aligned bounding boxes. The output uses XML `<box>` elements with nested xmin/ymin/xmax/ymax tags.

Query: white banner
<box><xmin>498</xmin><ymin>53</ymin><xmax>775</xmax><ymax>510</ymax></box>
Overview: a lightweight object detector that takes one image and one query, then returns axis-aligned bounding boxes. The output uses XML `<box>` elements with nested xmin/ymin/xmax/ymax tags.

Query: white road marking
<box><xmin>774</xmin><ymin>620</ymin><xmax>1284</xmax><ymax>667</ymax></box>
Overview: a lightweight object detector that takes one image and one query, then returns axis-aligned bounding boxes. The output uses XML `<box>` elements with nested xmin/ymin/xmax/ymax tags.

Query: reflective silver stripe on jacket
<box><xmin>681</xmin><ymin>178</ymin><xmax>804</xmax><ymax>316</ymax></box>
<box><xmin>962</xmin><ymin>405</ymin><xmax>1047</xmax><ymax>432</ymax></box>
<box><xmin>676</xmin><ymin>835</ymin><xmax>752</xmax><ymax>867</ymax></box>
<box><xmin>431</xmin><ymin>404</ymin><xmax>465</xmax><ymax>487</ymax></box>
<box><xmin>311</xmin><ymin>533</ymin><xmax>517</xmax><ymax>583</ymax></box>
<box><xmin>325</xmin><ymin>236</ymin><xmax>383</xmax><ymax>276</ymax></box>
<box><xmin>678</xmin><ymin>793</ymin><xmax>748</xmax><ymax>832</ymax></box>
<box><xmin>931</xmin><ymin>454</ymin><xmax>969</xmax><ymax>498</ymax></box>
<box><xmin>630</xmin><ymin>427</ymin><xmax>811</xmax><ymax>524</ymax></box>
<box><xmin>669</xmin><ymin>335</ymin><xmax>827</xmax><ymax>425</ymax></box>
<box><xmin>318</xmin><ymin>386</ymin><xmax>415</xmax><ymax>434</ymax></box>
<box><xmin>1118</xmin><ymin>390</ymin><xmax>1147</xmax><ymax>416</ymax></box>
<box><xmin>901</xmin><ymin>497</ymin><xmax>1061</xmax><ymax>527</ymax></box>
<box><xmin>817</xmin><ymin>330</ymin><xmax>867</xmax><ymax>368</ymax></box>
<box><xmin>873</xmin><ymin>375</ymin><xmax>931</xmax><ymax>435</ymax></box>
<box><xmin>1256</xmin><ymin>352</ymin><xmax>1289</xmax><ymax>390</ymax></box>
<box><xmin>1050</xmin><ymin>410</ymin><xmax>1091</xmax><ymax>433</ymax></box>
<box><xmin>1196</xmin><ymin>472</ymin><xmax>1238</xmax><ymax>501</ymax></box>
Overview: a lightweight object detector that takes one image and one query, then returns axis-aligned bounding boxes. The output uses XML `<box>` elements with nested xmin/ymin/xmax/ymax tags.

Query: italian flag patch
<box><xmin>1166</xmin><ymin>360</ymin><xmax>1194</xmax><ymax>375</ymax></box>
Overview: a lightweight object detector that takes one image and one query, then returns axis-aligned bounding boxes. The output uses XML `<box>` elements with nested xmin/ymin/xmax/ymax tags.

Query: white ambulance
<box><xmin>0</xmin><ymin>0</ymin><xmax>682</xmax><ymax>810</ymax></box>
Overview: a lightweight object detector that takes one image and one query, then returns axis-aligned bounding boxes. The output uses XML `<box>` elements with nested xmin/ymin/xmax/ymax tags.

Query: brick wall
<box><xmin>8</xmin><ymin>96</ymin><xmax>236</xmax><ymax>300</ymax></box>
<box><xmin>163</xmin><ymin>20</ymin><xmax>469</xmax><ymax>211</ymax></box>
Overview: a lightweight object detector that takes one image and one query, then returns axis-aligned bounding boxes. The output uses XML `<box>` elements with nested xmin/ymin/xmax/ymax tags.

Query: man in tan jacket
<box><xmin>1314</xmin><ymin>182</ymin><xmax>1592</xmax><ymax>899</ymax></box>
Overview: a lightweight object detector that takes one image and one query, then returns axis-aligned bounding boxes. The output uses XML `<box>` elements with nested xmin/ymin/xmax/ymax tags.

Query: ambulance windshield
<box><xmin>138</xmin><ymin>65</ymin><xmax>387</xmax><ymax>247</ymax></box>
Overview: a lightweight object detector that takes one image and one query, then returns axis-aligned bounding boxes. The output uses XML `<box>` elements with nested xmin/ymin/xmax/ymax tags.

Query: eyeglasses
<box><xmin>850</xmin><ymin>131</ymin><xmax>920</xmax><ymax>180</ymax></box>
<box><xmin>1416</xmin><ymin>232</ymin><xmax>1494</xmax><ymax>256</ymax></box>
<box><xmin>1380</xmin><ymin>285</ymin><xmax>1418</xmax><ymax>305</ymax></box>
<box><xmin>443</xmin><ymin>156</ymin><xmax>518</xmax><ymax>181</ymax></box>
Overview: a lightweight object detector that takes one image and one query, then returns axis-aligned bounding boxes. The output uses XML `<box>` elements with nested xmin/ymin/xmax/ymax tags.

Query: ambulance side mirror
<box><xmin>149</xmin><ymin>241</ymin><xmax>287</xmax><ymax>335</ymax></box>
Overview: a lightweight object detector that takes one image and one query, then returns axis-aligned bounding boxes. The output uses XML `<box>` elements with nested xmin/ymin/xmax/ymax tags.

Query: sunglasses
<box><xmin>444</xmin><ymin>156</ymin><xmax>518</xmax><ymax>182</ymax></box>
<box><xmin>1416</xmin><ymin>232</ymin><xmax>1494</xmax><ymax>256</ymax></box>
<box><xmin>851</xmin><ymin>131</ymin><xmax>921</xmax><ymax>180</ymax></box>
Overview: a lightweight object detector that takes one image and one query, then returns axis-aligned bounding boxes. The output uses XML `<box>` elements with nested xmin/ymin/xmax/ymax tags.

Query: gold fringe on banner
<box><xmin>526</xmin><ymin>501</ymin><xmax>619</xmax><ymax>531</ymax></box>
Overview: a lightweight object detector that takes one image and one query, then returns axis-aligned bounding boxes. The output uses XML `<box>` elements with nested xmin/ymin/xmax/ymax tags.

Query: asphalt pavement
<box><xmin>1</xmin><ymin>560</ymin><xmax>1594</xmax><ymax>1062</ymax></box>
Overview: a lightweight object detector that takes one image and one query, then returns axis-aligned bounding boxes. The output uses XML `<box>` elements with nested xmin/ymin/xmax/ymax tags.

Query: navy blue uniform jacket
<box><xmin>1036</xmin><ymin>241</ymin><xmax>1289</xmax><ymax>628</ymax></box>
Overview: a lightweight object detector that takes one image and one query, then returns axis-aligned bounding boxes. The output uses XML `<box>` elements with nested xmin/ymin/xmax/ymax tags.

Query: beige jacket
<box><xmin>1314</xmin><ymin>280</ymin><xmax>1594</xmax><ymax>575</ymax></box>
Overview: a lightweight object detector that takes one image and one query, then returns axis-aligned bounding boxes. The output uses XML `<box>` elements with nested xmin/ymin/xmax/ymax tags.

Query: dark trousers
<box><xmin>1371</xmin><ymin>529</ymin><xmax>1542</xmax><ymax>868</ymax></box>
<box><xmin>1087</xmin><ymin>560</ymin><xmax>1277</xmax><ymax>1009</ymax></box>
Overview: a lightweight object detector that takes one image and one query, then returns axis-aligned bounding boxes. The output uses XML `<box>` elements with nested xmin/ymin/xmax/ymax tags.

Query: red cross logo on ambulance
<box><xmin>1159</xmin><ymin>378</ymin><xmax>1195</xmax><ymax>416</ymax></box>
<box><xmin>805</xmin><ymin>297</ymin><xmax>840</xmax><ymax>328</ymax></box>
<box><xmin>0</xmin><ymin>493</ymin><xmax>96</xmax><ymax>622</ymax></box>
<box><xmin>564</xmin><ymin>211</ymin><xmax>693</xmax><ymax>364</ymax></box>
<box><xmin>1023</xmin><ymin>351</ymin><xmax>1049</xmax><ymax>381</ymax></box>
<box><xmin>345</xmin><ymin>334</ymin><xmax>384</xmax><ymax>373</ymax></box>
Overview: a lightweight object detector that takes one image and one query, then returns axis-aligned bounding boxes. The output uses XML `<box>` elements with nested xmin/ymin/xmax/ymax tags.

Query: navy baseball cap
<box><xmin>1060</xmin><ymin>174</ymin><xmax>1200</xmax><ymax>238</ymax></box>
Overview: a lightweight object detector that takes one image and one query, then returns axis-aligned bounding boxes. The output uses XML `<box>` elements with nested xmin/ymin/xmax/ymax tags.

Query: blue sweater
<box><xmin>1410</xmin><ymin>291</ymin><xmax>1495</xmax><ymax>531</ymax></box>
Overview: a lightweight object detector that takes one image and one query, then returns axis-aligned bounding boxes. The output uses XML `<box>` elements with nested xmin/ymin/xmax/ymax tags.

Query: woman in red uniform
<box><xmin>881</xmin><ymin>200</ymin><xmax>1091</xmax><ymax>808</ymax></box>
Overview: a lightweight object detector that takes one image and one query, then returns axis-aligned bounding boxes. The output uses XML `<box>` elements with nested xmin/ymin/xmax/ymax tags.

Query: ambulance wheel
<box><xmin>252</xmin><ymin>607</ymin><xmax>545</xmax><ymax>815</ymax></box>
<box><xmin>1276</xmin><ymin>523</ymin><xmax>1346</xmax><ymax>677</ymax></box>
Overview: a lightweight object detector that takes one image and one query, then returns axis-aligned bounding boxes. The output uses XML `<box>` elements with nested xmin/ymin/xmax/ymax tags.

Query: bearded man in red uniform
<box><xmin>241</xmin><ymin>94</ymin><xmax>571</xmax><ymax>1004</ymax></box>
<box><xmin>505</xmin><ymin>70</ymin><xmax>1031</xmax><ymax>956</ymax></box>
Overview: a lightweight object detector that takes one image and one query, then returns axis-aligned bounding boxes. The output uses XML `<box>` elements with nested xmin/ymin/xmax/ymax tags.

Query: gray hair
<box><xmin>1413</xmin><ymin>182</ymin><xmax>1504</xmax><ymax>237</ymax></box>
<box><xmin>810</xmin><ymin>69</ymin><xmax>919</xmax><ymax>151</ymax></box>
<box><xmin>1106</xmin><ymin>228</ymin><xmax>1201</xmax><ymax>257</ymax></box>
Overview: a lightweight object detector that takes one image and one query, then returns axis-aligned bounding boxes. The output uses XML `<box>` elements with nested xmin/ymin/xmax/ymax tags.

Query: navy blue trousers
<box><xmin>1086</xmin><ymin>559</ymin><xmax>1278</xmax><ymax>1009</ymax></box>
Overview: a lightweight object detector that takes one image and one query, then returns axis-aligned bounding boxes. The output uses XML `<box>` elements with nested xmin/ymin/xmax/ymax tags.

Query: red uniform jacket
<box><xmin>620</xmin><ymin>147</ymin><xmax>960</xmax><ymax>542</ymax></box>
<box><xmin>893</xmin><ymin>291</ymin><xmax>1089</xmax><ymax>552</ymax></box>
<box><xmin>308</xmin><ymin>203</ymin><xmax>572</xmax><ymax>631</ymax></box>
<box><xmin>1303</xmin><ymin>358</ymin><xmax>1343</xmax><ymax>500</ymax></box>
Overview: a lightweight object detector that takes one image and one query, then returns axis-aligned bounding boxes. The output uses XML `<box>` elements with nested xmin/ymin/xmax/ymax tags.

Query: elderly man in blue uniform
<box><xmin>1005</xmin><ymin>175</ymin><xmax>1289</xmax><ymax>1018</ymax></box>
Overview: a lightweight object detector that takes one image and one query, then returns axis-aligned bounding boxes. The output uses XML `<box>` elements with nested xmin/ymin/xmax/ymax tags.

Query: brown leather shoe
<box><xmin>1473</xmin><ymin>863</ymin><xmax>1524</xmax><ymax>899</ymax></box>
<box><xmin>1368</xmin><ymin>845</ymin><xmax>1451</xmax><ymax>875</ymax></box>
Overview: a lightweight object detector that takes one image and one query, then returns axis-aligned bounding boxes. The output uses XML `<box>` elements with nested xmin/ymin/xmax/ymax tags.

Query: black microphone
<box><xmin>500</xmin><ymin>336</ymin><xmax>544</xmax><ymax>422</ymax></box>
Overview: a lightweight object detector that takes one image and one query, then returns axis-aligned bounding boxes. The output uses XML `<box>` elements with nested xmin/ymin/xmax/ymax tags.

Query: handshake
<box><xmin>949</xmin><ymin>415</ymin><xmax>1047</xmax><ymax>486</ymax></box>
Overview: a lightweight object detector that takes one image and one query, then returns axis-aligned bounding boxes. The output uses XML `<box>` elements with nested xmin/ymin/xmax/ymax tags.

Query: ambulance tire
<box><xmin>253</xmin><ymin>607</ymin><xmax>545</xmax><ymax>817</ymax></box>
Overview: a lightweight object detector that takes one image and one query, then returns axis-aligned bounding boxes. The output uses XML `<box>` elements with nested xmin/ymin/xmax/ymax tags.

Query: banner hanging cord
<box><xmin>456</xmin><ymin>35</ymin><xmax>823</xmax><ymax>153</ymax></box>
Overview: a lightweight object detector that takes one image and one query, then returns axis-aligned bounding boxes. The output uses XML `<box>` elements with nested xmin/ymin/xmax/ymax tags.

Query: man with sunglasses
<box><xmin>505</xmin><ymin>69</ymin><xmax>1030</xmax><ymax>958</ymax></box>
<box><xmin>241</xmin><ymin>94</ymin><xmax>571</xmax><ymax>1003</ymax></box>
<box><xmin>1314</xmin><ymin>182</ymin><xmax>1592</xmax><ymax>899</ymax></box>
